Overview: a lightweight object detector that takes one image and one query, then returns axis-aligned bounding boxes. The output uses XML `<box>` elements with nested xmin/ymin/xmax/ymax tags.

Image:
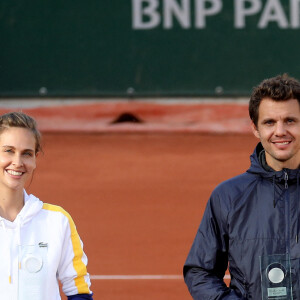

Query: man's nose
<box><xmin>274</xmin><ymin>122</ymin><xmax>287</xmax><ymax>136</ymax></box>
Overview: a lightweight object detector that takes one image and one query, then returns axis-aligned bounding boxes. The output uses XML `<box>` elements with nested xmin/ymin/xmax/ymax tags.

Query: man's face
<box><xmin>252</xmin><ymin>98</ymin><xmax>300</xmax><ymax>171</ymax></box>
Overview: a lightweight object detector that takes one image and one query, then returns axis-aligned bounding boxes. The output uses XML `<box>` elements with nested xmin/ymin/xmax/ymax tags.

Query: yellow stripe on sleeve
<box><xmin>43</xmin><ymin>203</ymin><xmax>90</xmax><ymax>294</ymax></box>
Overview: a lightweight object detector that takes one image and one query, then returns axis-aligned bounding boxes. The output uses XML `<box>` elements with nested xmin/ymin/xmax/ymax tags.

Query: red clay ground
<box><xmin>26</xmin><ymin>132</ymin><xmax>258</xmax><ymax>299</ymax></box>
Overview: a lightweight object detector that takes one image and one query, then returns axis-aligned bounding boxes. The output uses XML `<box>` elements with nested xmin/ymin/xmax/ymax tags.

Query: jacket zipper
<box><xmin>284</xmin><ymin>170</ymin><xmax>288</xmax><ymax>189</ymax></box>
<box><xmin>284</xmin><ymin>170</ymin><xmax>290</xmax><ymax>254</ymax></box>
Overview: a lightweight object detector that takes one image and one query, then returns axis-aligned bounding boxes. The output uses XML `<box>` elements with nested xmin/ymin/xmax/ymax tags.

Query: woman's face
<box><xmin>0</xmin><ymin>127</ymin><xmax>37</xmax><ymax>191</ymax></box>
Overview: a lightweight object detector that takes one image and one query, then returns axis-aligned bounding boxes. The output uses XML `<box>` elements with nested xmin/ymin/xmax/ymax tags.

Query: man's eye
<box><xmin>4</xmin><ymin>149</ymin><xmax>13</xmax><ymax>153</ymax></box>
<box><xmin>265</xmin><ymin>120</ymin><xmax>274</xmax><ymax>125</ymax></box>
<box><xmin>287</xmin><ymin>119</ymin><xmax>295</xmax><ymax>124</ymax></box>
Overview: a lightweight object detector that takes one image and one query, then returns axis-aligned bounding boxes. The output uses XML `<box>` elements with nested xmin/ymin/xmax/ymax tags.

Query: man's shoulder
<box><xmin>207</xmin><ymin>172</ymin><xmax>258</xmax><ymax>212</ymax></box>
<box><xmin>213</xmin><ymin>171</ymin><xmax>256</xmax><ymax>196</ymax></box>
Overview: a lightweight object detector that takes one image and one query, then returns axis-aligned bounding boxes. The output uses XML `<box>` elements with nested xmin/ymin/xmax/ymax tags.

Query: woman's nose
<box><xmin>12</xmin><ymin>155</ymin><xmax>23</xmax><ymax>167</ymax></box>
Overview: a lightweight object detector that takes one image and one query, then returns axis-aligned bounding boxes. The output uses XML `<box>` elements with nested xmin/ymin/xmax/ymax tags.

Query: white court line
<box><xmin>90</xmin><ymin>275</ymin><xmax>182</xmax><ymax>280</ymax></box>
<box><xmin>90</xmin><ymin>275</ymin><xmax>231</xmax><ymax>280</ymax></box>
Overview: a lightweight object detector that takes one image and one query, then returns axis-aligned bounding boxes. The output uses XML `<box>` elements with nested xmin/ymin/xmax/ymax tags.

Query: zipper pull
<box><xmin>284</xmin><ymin>171</ymin><xmax>288</xmax><ymax>189</ymax></box>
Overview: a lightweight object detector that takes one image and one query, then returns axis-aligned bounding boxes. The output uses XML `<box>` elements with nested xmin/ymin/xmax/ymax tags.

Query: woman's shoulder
<box><xmin>42</xmin><ymin>203</ymin><xmax>75</xmax><ymax>224</ymax></box>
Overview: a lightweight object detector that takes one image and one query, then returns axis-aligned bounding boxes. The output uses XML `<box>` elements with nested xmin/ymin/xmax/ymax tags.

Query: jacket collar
<box><xmin>248</xmin><ymin>143</ymin><xmax>300</xmax><ymax>182</ymax></box>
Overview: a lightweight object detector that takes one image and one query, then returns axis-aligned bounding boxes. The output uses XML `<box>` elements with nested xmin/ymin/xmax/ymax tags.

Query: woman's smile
<box><xmin>6</xmin><ymin>169</ymin><xmax>24</xmax><ymax>177</ymax></box>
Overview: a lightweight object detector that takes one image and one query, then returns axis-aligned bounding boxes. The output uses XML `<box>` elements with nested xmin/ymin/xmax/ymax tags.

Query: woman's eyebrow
<box><xmin>2</xmin><ymin>145</ymin><xmax>35</xmax><ymax>152</ymax></box>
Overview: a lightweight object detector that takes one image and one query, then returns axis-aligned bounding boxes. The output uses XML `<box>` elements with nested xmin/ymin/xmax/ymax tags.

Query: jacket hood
<box><xmin>0</xmin><ymin>190</ymin><xmax>43</xmax><ymax>286</ymax></box>
<box><xmin>247</xmin><ymin>142</ymin><xmax>300</xmax><ymax>223</ymax></box>
<box><xmin>0</xmin><ymin>190</ymin><xmax>43</xmax><ymax>229</ymax></box>
<box><xmin>247</xmin><ymin>142</ymin><xmax>300</xmax><ymax>182</ymax></box>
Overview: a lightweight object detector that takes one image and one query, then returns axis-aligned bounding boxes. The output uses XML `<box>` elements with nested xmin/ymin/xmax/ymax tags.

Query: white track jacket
<box><xmin>0</xmin><ymin>191</ymin><xmax>92</xmax><ymax>300</ymax></box>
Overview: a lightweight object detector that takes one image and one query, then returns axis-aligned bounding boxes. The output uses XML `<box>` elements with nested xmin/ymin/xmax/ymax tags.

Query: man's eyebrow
<box><xmin>284</xmin><ymin>116</ymin><xmax>299</xmax><ymax>120</ymax></box>
<box><xmin>260</xmin><ymin>118</ymin><xmax>274</xmax><ymax>122</ymax></box>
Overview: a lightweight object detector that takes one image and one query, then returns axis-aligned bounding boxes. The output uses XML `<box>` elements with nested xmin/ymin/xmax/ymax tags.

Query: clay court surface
<box><xmin>26</xmin><ymin>130</ymin><xmax>257</xmax><ymax>299</ymax></box>
<box><xmin>0</xmin><ymin>100</ymin><xmax>255</xmax><ymax>298</ymax></box>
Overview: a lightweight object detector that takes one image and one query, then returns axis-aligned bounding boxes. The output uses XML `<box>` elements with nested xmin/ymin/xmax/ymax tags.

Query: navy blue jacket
<box><xmin>68</xmin><ymin>294</ymin><xmax>93</xmax><ymax>300</ymax></box>
<box><xmin>184</xmin><ymin>143</ymin><xmax>300</xmax><ymax>299</ymax></box>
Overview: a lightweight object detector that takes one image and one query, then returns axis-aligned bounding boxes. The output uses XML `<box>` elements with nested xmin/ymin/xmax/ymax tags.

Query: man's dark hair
<box><xmin>249</xmin><ymin>74</ymin><xmax>300</xmax><ymax>126</ymax></box>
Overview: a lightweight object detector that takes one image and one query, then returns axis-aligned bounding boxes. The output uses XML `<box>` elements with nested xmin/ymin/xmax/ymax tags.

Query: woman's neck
<box><xmin>0</xmin><ymin>188</ymin><xmax>24</xmax><ymax>222</ymax></box>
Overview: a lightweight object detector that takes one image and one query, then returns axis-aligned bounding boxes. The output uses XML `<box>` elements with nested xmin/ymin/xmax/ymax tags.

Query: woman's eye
<box><xmin>23</xmin><ymin>152</ymin><xmax>33</xmax><ymax>157</ymax></box>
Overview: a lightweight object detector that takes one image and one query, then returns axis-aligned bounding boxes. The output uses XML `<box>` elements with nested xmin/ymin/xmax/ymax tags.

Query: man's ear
<box><xmin>251</xmin><ymin>122</ymin><xmax>260</xmax><ymax>139</ymax></box>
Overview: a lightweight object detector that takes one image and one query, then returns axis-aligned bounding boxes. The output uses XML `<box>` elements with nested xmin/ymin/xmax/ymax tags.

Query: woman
<box><xmin>0</xmin><ymin>112</ymin><xmax>93</xmax><ymax>300</ymax></box>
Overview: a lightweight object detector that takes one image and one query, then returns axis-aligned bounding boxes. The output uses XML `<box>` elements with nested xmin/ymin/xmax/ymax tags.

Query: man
<box><xmin>183</xmin><ymin>74</ymin><xmax>300</xmax><ymax>299</ymax></box>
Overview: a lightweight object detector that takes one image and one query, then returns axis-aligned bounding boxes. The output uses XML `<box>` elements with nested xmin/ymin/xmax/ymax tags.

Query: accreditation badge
<box><xmin>18</xmin><ymin>243</ymin><xmax>48</xmax><ymax>300</ymax></box>
<box><xmin>260</xmin><ymin>254</ymin><xmax>293</xmax><ymax>299</ymax></box>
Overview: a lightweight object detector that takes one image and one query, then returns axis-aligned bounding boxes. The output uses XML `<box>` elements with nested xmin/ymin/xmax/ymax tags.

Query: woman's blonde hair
<box><xmin>0</xmin><ymin>112</ymin><xmax>42</xmax><ymax>154</ymax></box>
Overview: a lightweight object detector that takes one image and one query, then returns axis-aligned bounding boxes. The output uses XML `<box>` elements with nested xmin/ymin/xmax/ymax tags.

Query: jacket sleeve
<box><xmin>183</xmin><ymin>190</ymin><xmax>244</xmax><ymax>300</ymax></box>
<box><xmin>57</xmin><ymin>211</ymin><xmax>93</xmax><ymax>297</ymax></box>
<box><xmin>67</xmin><ymin>294</ymin><xmax>93</xmax><ymax>300</ymax></box>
